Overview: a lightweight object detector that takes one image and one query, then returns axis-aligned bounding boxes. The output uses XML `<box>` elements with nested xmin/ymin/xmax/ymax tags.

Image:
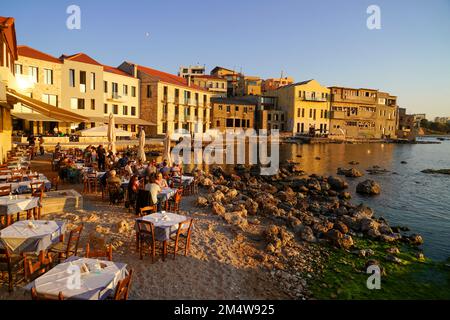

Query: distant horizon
<box><xmin>3</xmin><ymin>0</ymin><xmax>450</xmax><ymax>119</ymax></box>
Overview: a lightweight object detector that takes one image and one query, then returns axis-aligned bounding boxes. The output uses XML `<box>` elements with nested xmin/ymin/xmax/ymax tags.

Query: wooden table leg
<box><xmin>163</xmin><ymin>241</ymin><xmax>167</xmax><ymax>261</ymax></box>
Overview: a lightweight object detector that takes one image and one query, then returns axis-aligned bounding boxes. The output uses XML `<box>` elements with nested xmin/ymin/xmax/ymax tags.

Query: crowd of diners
<box><xmin>53</xmin><ymin>145</ymin><xmax>187</xmax><ymax>213</ymax></box>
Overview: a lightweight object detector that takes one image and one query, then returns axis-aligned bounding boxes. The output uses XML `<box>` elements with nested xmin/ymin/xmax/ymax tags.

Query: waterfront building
<box><xmin>191</xmin><ymin>75</ymin><xmax>227</xmax><ymax>98</ymax></box>
<box><xmin>236</xmin><ymin>75</ymin><xmax>262</xmax><ymax>96</ymax></box>
<box><xmin>328</xmin><ymin>86</ymin><xmax>398</xmax><ymax>139</ymax></box>
<box><xmin>238</xmin><ymin>95</ymin><xmax>285</xmax><ymax>132</ymax></box>
<box><xmin>266</xmin><ymin>79</ymin><xmax>331</xmax><ymax>136</ymax></box>
<box><xmin>13</xmin><ymin>47</ymin><xmax>144</xmax><ymax>135</ymax></box>
<box><xmin>261</xmin><ymin>76</ymin><xmax>294</xmax><ymax>93</ymax></box>
<box><xmin>178</xmin><ymin>65</ymin><xmax>205</xmax><ymax>80</ymax></box>
<box><xmin>210</xmin><ymin>66</ymin><xmax>240</xmax><ymax>97</ymax></box>
<box><xmin>397</xmin><ymin>107</ymin><xmax>416</xmax><ymax>140</ymax></box>
<box><xmin>119</xmin><ymin>62</ymin><xmax>211</xmax><ymax>136</ymax></box>
<box><xmin>210</xmin><ymin>97</ymin><xmax>256</xmax><ymax>132</ymax></box>
<box><xmin>0</xmin><ymin>17</ymin><xmax>17</xmax><ymax>160</ymax></box>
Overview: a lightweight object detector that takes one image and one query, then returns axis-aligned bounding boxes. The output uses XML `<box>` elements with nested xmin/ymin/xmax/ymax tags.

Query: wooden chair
<box><xmin>85</xmin><ymin>243</ymin><xmax>113</xmax><ymax>261</ymax></box>
<box><xmin>30</xmin><ymin>181</ymin><xmax>45</xmax><ymax>194</ymax></box>
<box><xmin>168</xmin><ymin>218</ymin><xmax>194</xmax><ymax>259</ymax></box>
<box><xmin>50</xmin><ymin>176</ymin><xmax>60</xmax><ymax>191</ymax></box>
<box><xmin>168</xmin><ymin>188</ymin><xmax>183</xmax><ymax>213</ymax></box>
<box><xmin>112</xmin><ymin>269</ymin><xmax>133</xmax><ymax>300</ymax></box>
<box><xmin>31</xmin><ymin>287</ymin><xmax>64</xmax><ymax>300</ymax></box>
<box><xmin>0</xmin><ymin>185</ymin><xmax>11</xmax><ymax>196</ymax></box>
<box><xmin>49</xmin><ymin>224</ymin><xmax>84</xmax><ymax>263</ymax></box>
<box><xmin>25</xmin><ymin>250</ymin><xmax>53</xmax><ymax>282</ymax></box>
<box><xmin>0</xmin><ymin>247</ymin><xmax>25</xmax><ymax>292</ymax></box>
<box><xmin>135</xmin><ymin>220</ymin><xmax>159</xmax><ymax>262</ymax></box>
<box><xmin>7</xmin><ymin>176</ymin><xmax>22</xmax><ymax>183</ymax></box>
<box><xmin>139</xmin><ymin>205</ymin><xmax>157</xmax><ymax>217</ymax></box>
<box><xmin>108</xmin><ymin>183</ymin><xmax>124</xmax><ymax>205</ymax></box>
<box><xmin>31</xmin><ymin>184</ymin><xmax>45</xmax><ymax>220</ymax></box>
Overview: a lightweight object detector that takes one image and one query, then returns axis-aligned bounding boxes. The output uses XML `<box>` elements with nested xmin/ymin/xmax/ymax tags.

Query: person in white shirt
<box><xmin>144</xmin><ymin>175</ymin><xmax>161</xmax><ymax>209</ymax></box>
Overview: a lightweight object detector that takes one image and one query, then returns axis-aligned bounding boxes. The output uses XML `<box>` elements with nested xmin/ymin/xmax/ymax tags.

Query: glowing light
<box><xmin>16</xmin><ymin>75</ymin><xmax>35</xmax><ymax>91</ymax></box>
<box><xmin>367</xmin><ymin>150</ymin><xmax>372</xmax><ymax>154</ymax></box>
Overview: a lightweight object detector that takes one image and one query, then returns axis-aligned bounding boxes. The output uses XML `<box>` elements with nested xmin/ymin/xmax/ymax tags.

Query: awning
<box><xmin>89</xmin><ymin>116</ymin><xmax>156</xmax><ymax>126</ymax></box>
<box><xmin>6</xmin><ymin>89</ymin><xmax>89</xmax><ymax>123</ymax></box>
<box><xmin>76</xmin><ymin>125</ymin><xmax>133</xmax><ymax>137</ymax></box>
<box><xmin>12</xmin><ymin>112</ymin><xmax>63</xmax><ymax>122</ymax></box>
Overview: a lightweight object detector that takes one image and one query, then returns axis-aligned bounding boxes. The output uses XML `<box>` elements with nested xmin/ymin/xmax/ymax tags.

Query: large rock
<box><xmin>211</xmin><ymin>190</ymin><xmax>225</xmax><ymax>203</ymax></box>
<box><xmin>224</xmin><ymin>211</ymin><xmax>248</xmax><ymax>229</ymax></box>
<box><xmin>337</xmin><ymin>168</ymin><xmax>363</xmax><ymax>178</ymax></box>
<box><xmin>245</xmin><ymin>198</ymin><xmax>259</xmax><ymax>215</ymax></box>
<box><xmin>328</xmin><ymin>176</ymin><xmax>349</xmax><ymax>191</ymax></box>
<box><xmin>196</xmin><ymin>196</ymin><xmax>209</xmax><ymax>207</ymax></box>
<box><xmin>299</xmin><ymin>226</ymin><xmax>316</xmax><ymax>242</ymax></box>
<box><xmin>117</xmin><ymin>220</ymin><xmax>129</xmax><ymax>234</ymax></box>
<box><xmin>356</xmin><ymin>180</ymin><xmax>381</xmax><ymax>195</ymax></box>
<box><xmin>212</xmin><ymin>201</ymin><xmax>226</xmax><ymax>216</ymax></box>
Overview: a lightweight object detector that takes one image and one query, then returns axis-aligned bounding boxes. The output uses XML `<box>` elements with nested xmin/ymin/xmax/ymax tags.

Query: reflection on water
<box><xmin>158</xmin><ymin>137</ymin><xmax>450</xmax><ymax>260</ymax></box>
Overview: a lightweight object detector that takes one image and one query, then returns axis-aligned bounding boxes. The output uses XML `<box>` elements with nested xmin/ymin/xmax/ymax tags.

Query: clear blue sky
<box><xmin>3</xmin><ymin>0</ymin><xmax>450</xmax><ymax>119</ymax></box>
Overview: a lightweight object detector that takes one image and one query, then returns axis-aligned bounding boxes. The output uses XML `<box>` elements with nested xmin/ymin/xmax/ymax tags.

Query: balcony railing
<box><xmin>302</xmin><ymin>96</ymin><xmax>328</xmax><ymax>102</ymax></box>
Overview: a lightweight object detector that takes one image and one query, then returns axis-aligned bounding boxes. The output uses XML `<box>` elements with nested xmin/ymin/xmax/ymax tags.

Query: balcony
<box><xmin>107</xmin><ymin>92</ymin><xmax>125</xmax><ymax>102</ymax></box>
<box><xmin>302</xmin><ymin>96</ymin><xmax>328</xmax><ymax>102</ymax></box>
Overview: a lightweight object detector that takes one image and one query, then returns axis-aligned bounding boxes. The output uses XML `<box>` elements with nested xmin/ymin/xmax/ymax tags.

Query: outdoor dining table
<box><xmin>0</xmin><ymin>178</ymin><xmax>51</xmax><ymax>194</ymax></box>
<box><xmin>0</xmin><ymin>173</ymin><xmax>46</xmax><ymax>181</ymax></box>
<box><xmin>25</xmin><ymin>256</ymin><xmax>128</xmax><ymax>300</ymax></box>
<box><xmin>0</xmin><ymin>220</ymin><xmax>66</xmax><ymax>254</ymax></box>
<box><xmin>135</xmin><ymin>211</ymin><xmax>188</xmax><ymax>242</ymax></box>
<box><xmin>0</xmin><ymin>195</ymin><xmax>40</xmax><ymax>224</ymax></box>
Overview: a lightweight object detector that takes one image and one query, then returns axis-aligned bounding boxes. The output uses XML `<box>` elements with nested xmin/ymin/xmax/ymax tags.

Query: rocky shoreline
<box><xmin>193</xmin><ymin>162</ymin><xmax>429</xmax><ymax>298</ymax></box>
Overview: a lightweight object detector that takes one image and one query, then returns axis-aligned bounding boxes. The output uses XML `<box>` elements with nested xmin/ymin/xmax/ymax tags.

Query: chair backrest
<box><xmin>139</xmin><ymin>206</ymin><xmax>156</xmax><ymax>217</ymax></box>
<box><xmin>136</xmin><ymin>220</ymin><xmax>155</xmax><ymax>240</ymax></box>
<box><xmin>85</xmin><ymin>243</ymin><xmax>113</xmax><ymax>261</ymax></box>
<box><xmin>174</xmin><ymin>189</ymin><xmax>183</xmax><ymax>203</ymax></box>
<box><xmin>174</xmin><ymin>219</ymin><xmax>194</xmax><ymax>242</ymax></box>
<box><xmin>7</xmin><ymin>176</ymin><xmax>22</xmax><ymax>183</ymax></box>
<box><xmin>113</xmin><ymin>269</ymin><xmax>133</xmax><ymax>300</ymax></box>
<box><xmin>31</xmin><ymin>287</ymin><xmax>64</xmax><ymax>300</ymax></box>
<box><xmin>0</xmin><ymin>185</ymin><xmax>11</xmax><ymax>196</ymax></box>
<box><xmin>30</xmin><ymin>181</ymin><xmax>44</xmax><ymax>195</ymax></box>
<box><xmin>66</xmin><ymin>224</ymin><xmax>84</xmax><ymax>256</ymax></box>
<box><xmin>0</xmin><ymin>247</ymin><xmax>12</xmax><ymax>264</ymax></box>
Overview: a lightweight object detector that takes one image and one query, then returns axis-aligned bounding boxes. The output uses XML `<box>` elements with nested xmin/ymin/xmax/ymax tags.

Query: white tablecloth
<box><xmin>0</xmin><ymin>195</ymin><xmax>40</xmax><ymax>216</ymax></box>
<box><xmin>0</xmin><ymin>178</ymin><xmax>51</xmax><ymax>194</ymax></box>
<box><xmin>136</xmin><ymin>212</ymin><xmax>188</xmax><ymax>241</ymax></box>
<box><xmin>30</xmin><ymin>256</ymin><xmax>128</xmax><ymax>300</ymax></box>
<box><xmin>0</xmin><ymin>220</ymin><xmax>66</xmax><ymax>254</ymax></box>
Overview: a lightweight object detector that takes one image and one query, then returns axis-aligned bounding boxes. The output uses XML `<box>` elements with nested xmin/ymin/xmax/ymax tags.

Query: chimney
<box><xmin>187</xmin><ymin>76</ymin><xmax>191</xmax><ymax>87</ymax></box>
<box><xmin>133</xmin><ymin>64</ymin><xmax>138</xmax><ymax>78</ymax></box>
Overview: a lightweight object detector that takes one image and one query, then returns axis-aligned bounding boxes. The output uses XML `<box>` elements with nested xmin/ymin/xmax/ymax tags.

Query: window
<box><xmin>131</xmin><ymin>125</ymin><xmax>136</xmax><ymax>132</ymax></box>
<box><xmin>90</xmin><ymin>72</ymin><xmax>96</xmax><ymax>90</ymax></box>
<box><xmin>91</xmin><ymin>99</ymin><xmax>95</xmax><ymax>110</ymax></box>
<box><xmin>123</xmin><ymin>105</ymin><xmax>128</xmax><ymax>115</ymax></box>
<box><xmin>268</xmin><ymin>114</ymin><xmax>272</xmax><ymax>121</ymax></box>
<box><xmin>131</xmin><ymin>86</ymin><xmax>136</xmax><ymax>97</ymax></box>
<box><xmin>77</xmin><ymin>99</ymin><xmax>85</xmax><ymax>110</ymax></box>
<box><xmin>147</xmin><ymin>85</ymin><xmax>152</xmax><ymax>98</ymax></box>
<box><xmin>297</xmin><ymin>109</ymin><xmax>300</xmax><ymax>117</ymax></box>
<box><xmin>226</xmin><ymin>105</ymin><xmax>231</xmax><ymax>112</ymax></box>
<box><xmin>131</xmin><ymin>106</ymin><xmax>136</xmax><ymax>116</ymax></box>
<box><xmin>104</xmin><ymin>81</ymin><xmax>108</xmax><ymax>93</ymax></box>
<box><xmin>113</xmin><ymin>105</ymin><xmax>118</xmax><ymax>114</ymax></box>
<box><xmin>226</xmin><ymin>119</ymin><xmax>234</xmax><ymax>127</ymax></box>
<box><xmin>123</xmin><ymin>85</ymin><xmax>128</xmax><ymax>96</ymax></box>
<box><xmin>104</xmin><ymin>104</ymin><xmax>108</xmax><ymax>114</ymax></box>
<box><xmin>216</xmin><ymin>120</ymin><xmax>220</xmax><ymax>127</ymax></box>
<box><xmin>29</xmin><ymin>66</ymin><xmax>38</xmax><ymax>83</ymax></box>
<box><xmin>309</xmin><ymin>109</ymin><xmax>313</xmax><ymax>118</ymax></box>
<box><xmin>42</xmin><ymin>94</ymin><xmax>57</xmax><ymax>106</ymax></box>
<box><xmin>70</xmin><ymin>98</ymin><xmax>78</xmax><ymax>110</ymax></box>
<box><xmin>44</xmin><ymin>69</ymin><xmax>53</xmax><ymax>85</ymax></box>
<box><xmin>112</xmin><ymin>82</ymin><xmax>118</xmax><ymax>96</ymax></box>
<box><xmin>244</xmin><ymin>107</ymin><xmax>248</xmax><ymax>113</ymax></box>
<box><xmin>15</xmin><ymin>64</ymin><xmax>22</xmax><ymax>75</ymax></box>
<box><xmin>163</xmin><ymin>86</ymin><xmax>168</xmax><ymax>99</ymax></box>
<box><xmin>80</xmin><ymin>71</ymin><xmax>86</xmax><ymax>92</ymax></box>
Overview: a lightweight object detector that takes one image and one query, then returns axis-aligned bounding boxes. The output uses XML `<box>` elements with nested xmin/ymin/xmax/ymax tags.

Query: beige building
<box><xmin>12</xmin><ymin>47</ymin><xmax>144</xmax><ymax>135</ymax></box>
<box><xmin>236</xmin><ymin>75</ymin><xmax>261</xmax><ymax>96</ymax></box>
<box><xmin>267</xmin><ymin>79</ymin><xmax>331</xmax><ymax>135</ymax></box>
<box><xmin>191</xmin><ymin>75</ymin><xmax>227</xmax><ymax>97</ymax></box>
<box><xmin>329</xmin><ymin>86</ymin><xmax>398</xmax><ymax>139</ymax></box>
<box><xmin>119</xmin><ymin>62</ymin><xmax>211</xmax><ymax>136</ymax></box>
<box><xmin>210</xmin><ymin>97</ymin><xmax>255</xmax><ymax>132</ymax></box>
<box><xmin>210</xmin><ymin>66</ymin><xmax>240</xmax><ymax>97</ymax></box>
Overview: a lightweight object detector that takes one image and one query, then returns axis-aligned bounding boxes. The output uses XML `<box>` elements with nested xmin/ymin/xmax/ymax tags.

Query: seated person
<box><xmin>143</xmin><ymin>175</ymin><xmax>162</xmax><ymax>211</ymax></box>
<box><xmin>124</xmin><ymin>161</ymin><xmax>134</xmax><ymax>176</ymax></box>
<box><xmin>107</xmin><ymin>170</ymin><xmax>124</xmax><ymax>203</ymax></box>
<box><xmin>159</xmin><ymin>160</ymin><xmax>171</xmax><ymax>175</ymax></box>
<box><xmin>171</xmin><ymin>162</ymin><xmax>182</xmax><ymax>177</ymax></box>
<box><xmin>155</xmin><ymin>173</ymin><xmax>169</xmax><ymax>189</ymax></box>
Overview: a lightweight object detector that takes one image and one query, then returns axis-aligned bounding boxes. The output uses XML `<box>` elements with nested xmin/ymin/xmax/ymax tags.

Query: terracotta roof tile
<box><xmin>103</xmin><ymin>65</ymin><xmax>134</xmax><ymax>78</ymax></box>
<box><xmin>136</xmin><ymin>64</ymin><xmax>208</xmax><ymax>92</ymax></box>
<box><xmin>60</xmin><ymin>53</ymin><xmax>102</xmax><ymax>66</ymax></box>
<box><xmin>18</xmin><ymin>45</ymin><xmax>62</xmax><ymax>64</ymax></box>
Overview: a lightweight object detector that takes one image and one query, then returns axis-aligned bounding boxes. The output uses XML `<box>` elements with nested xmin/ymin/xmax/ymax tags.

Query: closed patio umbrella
<box><xmin>108</xmin><ymin>113</ymin><xmax>116</xmax><ymax>155</ymax></box>
<box><xmin>163</xmin><ymin>131</ymin><xmax>172</xmax><ymax>167</ymax></box>
<box><xmin>137</xmin><ymin>127</ymin><xmax>146</xmax><ymax>162</ymax></box>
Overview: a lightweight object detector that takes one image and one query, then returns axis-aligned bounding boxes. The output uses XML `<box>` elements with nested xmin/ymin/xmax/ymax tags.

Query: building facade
<box><xmin>178</xmin><ymin>65</ymin><xmax>205</xmax><ymax>80</ymax></box>
<box><xmin>267</xmin><ymin>79</ymin><xmax>330</xmax><ymax>136</ymax></box>
<box><xmin>120</xmin><ymin>62</ymin><xmax>211</xmax><ymax>136</ymax></box>
<box><xmin>435</xmin><ymin>116</ymin><xmax>450</xmax><ymax>124</ymax></box>
<box><xmin>210</xmin><ymin>97</ymin><xmax>255</xmax><ymax>132</ymax></box>
<box><xmin>0</xmin><ymin>17</ymin><xmax>17</xmax><ymax>161</ymax></box>
<box><xmin>262</xmin><ymin>77</ymin><xmax>294</xmax><ymax>93</ymax></box>
<box><xmin>328</xmin><ymin>86</ymin><xmax>398</xmax><ymax>139</ymax></box>
<box><xmin>210</xmin><ymin>66</ymin><xmax>240</xmax><ymax>97</ymax></box>
<box><xmin>12</xmin><ymin>48</ymin><xmax>143</xmax><ymax>135</ymax></box>
<box><xmin>191</xmin><ymin>75</ymin><xmax>227</xmax><ymax>97</ymax></box>
<box><xmin>236</xmin><ymin>76</ymin><xmax>262</xmax><ymax>96</ymax></box>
